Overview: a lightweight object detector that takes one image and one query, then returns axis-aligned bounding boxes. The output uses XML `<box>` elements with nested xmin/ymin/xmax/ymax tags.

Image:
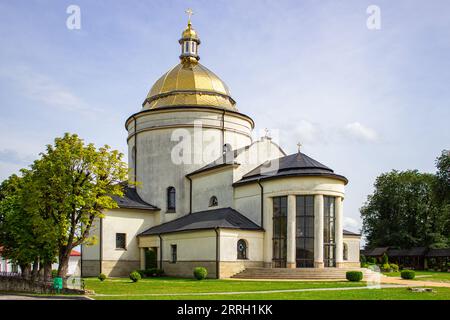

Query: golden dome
<box><xmin>142</xmin><ymin>18</ymin><xmax>237</xmax><ymax>111</ymax></box>
<box><xmin>181</xmin><ymin>22</ymin><xmax>199</xmax><ymax>41</ymax></box>
<box><xmin>143</xmin><ymin>62</ymin><xmax>237</xmax><ymax>111</ymax></box>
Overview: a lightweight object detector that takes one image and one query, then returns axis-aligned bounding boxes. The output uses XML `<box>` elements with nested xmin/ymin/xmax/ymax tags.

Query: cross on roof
<box><xmin>297</xmin><ymin>142</ymin><xmax>302</xmax><ymax>153</ymax></box>
<box><xmin>185</xmin><ymin>8</ymin><xmax>194</xmax><ymax>23</ymax></box>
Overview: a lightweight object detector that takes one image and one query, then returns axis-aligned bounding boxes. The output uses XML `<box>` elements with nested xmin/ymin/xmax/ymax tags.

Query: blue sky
<box><xmin>0</xmin><ymin>0</ymin><xmax>449</xmax><ymax>236</ymax></box>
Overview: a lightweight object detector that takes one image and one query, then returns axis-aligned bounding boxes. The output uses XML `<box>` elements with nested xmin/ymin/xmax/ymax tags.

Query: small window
<box><xmin>116</xmin><ymin>233</ymin><xmax>126</xmax><ymax>249</ymax></box>
<box><xmin>237</xmin><ymin>239</ymin><xmax>247</xmax><ymax>260</ymax></box>
<box><xmin>343</xmin><ymin>243</ymin><xmax>348</xmax><ymax>261</ymax></box>
<box><xmin>167</xmin><ymin>187</ymin><xmax>176</xmax><ymax>212</ymax></box>
<box><xmin>209</xmin><ymin>196</ymin><xmax>218</xmax><ymax>207</ymax></box>
<box><xmin>171</xmin><ymin>245</ymin><xmax>177</xmax><ymax>263</ymax></box>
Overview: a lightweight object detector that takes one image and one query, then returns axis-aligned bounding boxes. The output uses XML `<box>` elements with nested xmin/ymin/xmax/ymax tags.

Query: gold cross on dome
<box><xmin>297</xmin><ymin>142</ymin><xmax>302</xmax><ymax>153</ymax></box>
<box><xmin>185</xmin><ymin>8</ymin><xmax>194</xmax><ymax>23</ymax></box>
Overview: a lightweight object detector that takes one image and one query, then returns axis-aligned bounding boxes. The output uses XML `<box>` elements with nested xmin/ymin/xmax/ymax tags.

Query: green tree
<box><xmin>29</xmin><ymin>133</ymin><xmax>128</xmax><ymax>277</ymax></box>
<box><xmin>0</xmin><ymin>171</ymin><xmax>58</xmax><ymax>280</ymax></box>
<box><xmin>361</xmin><ymin>169</ymin><xmax>446</xmax><ymax>248</ymax></box>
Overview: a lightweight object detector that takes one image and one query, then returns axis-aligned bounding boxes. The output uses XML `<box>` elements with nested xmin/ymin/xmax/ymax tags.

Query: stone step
<box><xmin>231</xmin><ymin>267</ymin><xmax>379</xmax><ymax>280</ymax></box>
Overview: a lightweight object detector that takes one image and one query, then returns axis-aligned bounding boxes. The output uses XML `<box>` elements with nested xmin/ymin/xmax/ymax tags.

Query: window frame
<box><xmin>237</xmin><ymin>239</ymin><xmax>248</xmax><ymax>260</ymax></box>
<box><xmin>209</xmin><ymin>196</ymin><xmax>218</xmax><ymax>207</ymax></box>
<box><xmin>116</xmin><ymin>232</ymin><xmax>127</xmax><ymax>250</ymax></box>
<box><xmin>167</xmin><ymin>186</ymin><xmax>176</xmax><ymax>212</ymax></box>
<box><xmin>171</xmin><ymin>244</ymin><xmax>177</xmax><ymax>263</ymax></box>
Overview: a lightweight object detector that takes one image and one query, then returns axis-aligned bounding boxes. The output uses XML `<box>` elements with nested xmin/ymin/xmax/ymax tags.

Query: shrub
<box><xmin>145</xmin><ymin>268</ymin><xmax>164</xmax><ymax>277</ymax></box>
<box><xmin>137</xmin><ymin>270</ymin><xmax>146</xmax><ymax>278</ymax></box>
<box><xmin>381</xmin><ymin>253</ymin><xmax>389</xmax><ymax>265</ymax></box>
<box><xmin>129</xmin><ymin>271</ymin><xmax>142</xmax><ymax>282</ymax></box>
<box><xmin>193</xmin><ymin>267</ymin><xmax>208</xmax><ymax>280</ymax></box>
<box><xmin>382</xmin><ymin>263</ymin><xmax>391</xmax><ymax>272</ymax></box>
<box><xmin>51</xmin><ymin>270</ymin><xmax>58</xmax><ymax>278</ymax></box>
<box><xmin>367</xmin><ymin>257</ymin><xmax>377</xmax><ymax>264</ymax></box>
<box><xmin>98</xmin><ymin>273</ymin><xmax>106</xmax><ymax>281</ymax></box>
<box><xmin>360</xmin><ymin>254</ymin><xmax>366</xmax><ymax>265</ymax></box>
<box><xmin>361</xmin><ymin>263</ymin><xmax>369</xmax><ymax>268</ymax></box>
<box><xmin>346</xmin><ymin>271</ymin><xmax>363</xmax><ymax>282</ymax></box>
<box><xmin>390</xmin><ymin>263</ymin><xmax>399</xmax><ymax>272</ymax></box>
<box><xmin>401</xmin><ymin>270</ymin><xmax>415</xmax><ymax>280</ymax></box>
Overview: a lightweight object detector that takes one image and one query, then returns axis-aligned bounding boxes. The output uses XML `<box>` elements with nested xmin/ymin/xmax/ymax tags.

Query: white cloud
<box><xmin>0</xmin><ymin>66</ymin><xmax>100</xmax><ymax>117</ymax></box>
<box><xmin>343</xmin><ymin>216</ymin><xmax>360</xmax><ymax>231</ymax></box>
<box><xmin>343</xmin><ymin>122</ymin><xmax>378</xmax><ymax>143</ymax></box>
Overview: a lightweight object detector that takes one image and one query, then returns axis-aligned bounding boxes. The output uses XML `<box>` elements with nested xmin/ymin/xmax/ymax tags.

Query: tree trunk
<box><xmin>20</xmin><ymin>264</ymin><xmax>31</xmax><ymax>279</ymax></box>
<box><xmin>57</xmin><ymin>247</ymin><xmax>71</xmax><ymax>279</ymax></box>
<box><xmin>30</xmin><ymin>259</ymin><xmax>39</xmax><ymax>282</ymax></box>
<box><xmin>43</xmin><ymin>261</ymin><xmax>53</xmax><ymax>284</ymax></box>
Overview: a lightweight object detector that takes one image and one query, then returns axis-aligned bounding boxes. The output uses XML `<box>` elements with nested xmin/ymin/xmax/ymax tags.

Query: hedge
<box><xmin>346</xmin><ymin>271</ymin><xmax>363</xmax><ymax>282</ymax></box>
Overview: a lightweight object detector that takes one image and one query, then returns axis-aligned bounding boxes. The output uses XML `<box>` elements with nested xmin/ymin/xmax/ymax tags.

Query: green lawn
<box><xmin>84</xmin><ymin>277</ymin><xmax>365</xmax><ymax>295</ymax></box>
<box><xmin>84</xmin><ymin>277</ymin><xmax>450</xmax><ymax>300</ymax></box>
<box><xmin>383</xmin><ymin>271</ymin><xmax>450</xmax><ymax>283</ymax></box>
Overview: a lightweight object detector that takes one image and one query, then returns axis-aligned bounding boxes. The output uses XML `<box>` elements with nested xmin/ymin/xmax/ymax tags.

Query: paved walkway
<box><xmin>380</xmin><ymin>277</ymin><xmax>450</xmax><ymax>288</ymax></box>
<box><xmin>93</xmin><ymin>284</ymin><xmax>405</xmax><ymax>297</ymax></box>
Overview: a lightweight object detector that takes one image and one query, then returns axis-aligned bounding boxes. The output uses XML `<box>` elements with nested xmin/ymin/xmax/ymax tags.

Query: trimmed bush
<box><xmin>390</xmin><ymin>263</ymin><xmax>399</xmax><ymax>272</ymax></box>
<box><xmin>367</xmin><ymin>257</ymin><xmax>377</xmax><ymax>264</ymax></box>
<box><xmin>346</xmin><ymin>271</ymin><xmax>363</xmax><ymax>282</ymax></box>
<box><xmin>129</xmin><ymin>271</ymin><xmax>142</xmax><ymax>282</ymax></box>
<box><xmin>98</xmin><ymin>273</ymin><xmax>107</xmax><ymax>281</ymax></box>
<box><xmin>401</xmin><ymin>270</ymin><xmax>415</xmax><ymax>280</ymax></box>
<box><xmin>361</xmin><ymin>263</ymin><xmax>369</xmax><ymax>268</ymax></box>
<box><xmin>137</xmin><ymin>270</ymin><xmax>146</xmax><ymax>277</ymax></box>
<box><xmin>193</xmin><ymin>267</ymin><xmax>208</xmax><ymax>280</ymax></box>
<box><xmin>51</xmin><ymin>269</ymin><xmax>58</xmax><ymax>278</ymax></box>
<box><xmin>146</xmin><ymin>268</ymin><xmax>164</xmax><ymax>277</ymax></box>
<box><xmin>381</xmin><ymin>253</ymin><xmax>389</xmax><ymax>265</ymax></box>
<box><xmin>382</xmin><ymin>263</ymin><xmax>391</xmax><ymax>272</ymax></box>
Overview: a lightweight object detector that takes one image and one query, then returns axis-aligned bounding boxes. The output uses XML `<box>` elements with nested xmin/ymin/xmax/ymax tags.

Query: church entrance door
<box><xmin>145</xmin><ymin>247</ymin><xmax>158</xmax><ymax>269</ymax></box>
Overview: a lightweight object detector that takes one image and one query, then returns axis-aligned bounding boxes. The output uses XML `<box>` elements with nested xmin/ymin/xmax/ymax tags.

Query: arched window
<box><xmin>343</xmin><ymin>243</ymin><xmax>348</xmax><ymax>261</ymax></box>
<box><xmin>237</xmin><ymin>239</ymin><xmax>248</xmax><ymax>260</ymax></box>
<box><xmin>223</xmin><ymin>143</ymin><xmax>232</xmax><ymax>153</ymax></box>
<box><xmin>167</xmin><ymin>187</ymin><xmax>176</xmax><ymax>212</ymax></box>
<box><xmin>209</xmin><ymin>196</ymin><xmax>218</xmax><ymax>207</ymax></box>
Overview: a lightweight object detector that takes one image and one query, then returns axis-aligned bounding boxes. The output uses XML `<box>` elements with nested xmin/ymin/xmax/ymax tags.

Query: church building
<box><xmin>81</xmin><ymin>17</ymin><xmax>361</xmax><ymax>279</ymax></box>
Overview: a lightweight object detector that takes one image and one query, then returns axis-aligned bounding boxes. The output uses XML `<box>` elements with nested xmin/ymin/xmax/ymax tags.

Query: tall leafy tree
<box><xmin>361</xmin><ymin>150</ymin><xmax>450</xmax><ymax>249</ymax></box>
<box><xmin>30</xmin><ymin>133</ymin><xmax>128</xmax><ymax>277</ymax></box>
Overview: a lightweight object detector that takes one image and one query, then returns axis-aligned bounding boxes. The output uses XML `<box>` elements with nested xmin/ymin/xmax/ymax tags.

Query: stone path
<box><xmin>92</xmin><ymin>284</ymin><xmax>405</xmax><ymax>297</ymax></box>
<box><xmin>380</xmin><ymin>277</ymin><xmax>450</xmax><ymax>288</ymax></box>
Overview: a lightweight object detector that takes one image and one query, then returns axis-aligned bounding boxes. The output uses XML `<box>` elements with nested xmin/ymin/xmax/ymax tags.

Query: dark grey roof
<box><xmin>234</xmin><ymin>152</ymin><xmax>348</xmax><ymax>185</ymax></box>
<box><xmin>364</xmin><ymin>247</ymin><xmax>389</xmax><ymax>256</ymax></box>
<box><xmin>343</xmin><ymin>229</ymin><xmax>361</xmax><ymax>236</ymax></box>
<box><xmin>139</xmin><ymin>207</ymin><xmax>263</xmax><ymax>236</ymax></box>
<box><xmin>388</xmin><ymin>247</ymin><xmax>427</xmax><ymax>257</ymax></box>
<box><xmin>112</xmin><ymin>186</ymin><xmax>159</xmax><ymax>211</ymax></box>
<box><xmin>426</xmin><ymin>248</ymin><xmax>450</xmax><ymax>257</ymax></box>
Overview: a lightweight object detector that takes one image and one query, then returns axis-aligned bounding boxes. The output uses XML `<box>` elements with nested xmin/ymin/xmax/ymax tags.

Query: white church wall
<box><xmin>261</xmin><ymin>176</ymin><xmax>345</xmax><ymax>197</ymax></box>
<box><xmin>344</xmin><ymin>236</ymin><xmax>361</xmax><ymax>265</ymax></box>
<box><xmin>219</xmin><ymin>229</ymin><xmax>264</xmax><ymax>262</ymax></box>
<box><xmin>101</xmin><ymin>209</ymin><xmax>157</xmax><ymax>262</ymax></box>
<box><xmin>191</xmin><ymin>167</ymin><xmax>234</xmax><ymax>212</ymax></box>
<box><xmin>233</xmin><ymin>138</ymin><xmax>286</xmax><ymax>183</ymax></box>
<box><xmin>234</xmin><ymin>183</ymin><xmax>262</xmax><ymax>226</ymax></box>
<box><xmin>127</xmin><ymin>109</ymin><xmax>253</xmax><ymax>224</ymax></box>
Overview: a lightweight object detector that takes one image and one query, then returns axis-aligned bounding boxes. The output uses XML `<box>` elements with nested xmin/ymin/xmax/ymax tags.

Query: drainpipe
<box><xmin>257</xmin><ymin>179</ymin><xmax>264</xmax><ymax>229</ymax></box>
<box><xmin>158</xmin><ymin>234</ymin><xmax>163</xmax><ymax>270</ymax></box>
<box><xmin>214</xmin><ymin>228</ymin><xmax>220</xmax><ymax>279</ymax></box>
<box><xmin>187</xmin><ymin>176</ymin><xmax>192</xmax><ymax>214</ymax></box>
<box><xmin>99</xmin><ymin>218</ymin><xmax>103</xmax><ymax>274</ymax></box>
<box><xmin>221</xmin><ymin>109</ymin><xmax>225</xmax><ymax>153</ymax></box>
